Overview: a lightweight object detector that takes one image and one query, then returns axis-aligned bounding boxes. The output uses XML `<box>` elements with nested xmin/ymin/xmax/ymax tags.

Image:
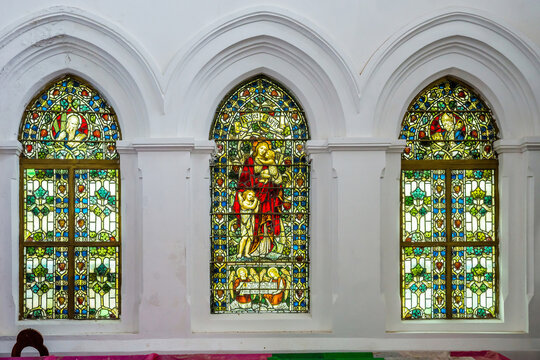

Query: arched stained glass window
<box><xmin>210</xmin><ymin>76</ymin><xmax>310</xmax><ymax>313</ymax></box>
<box><xmin>399</xmin><ymin>78</ymin><xmax>499</xmax><ymax>319</ymax></box>
<box><xmin>19</xmin><ymin>75</ymin><xmax>121</xmax><ymax>319</ymax></box>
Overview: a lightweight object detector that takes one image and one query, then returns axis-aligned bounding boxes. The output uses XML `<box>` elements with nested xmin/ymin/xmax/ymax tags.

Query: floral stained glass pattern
<box><xmin>74</xmin><ymin>247</ymin><xmax>119</xmax><ymax>319</ymax></box>
<box><xmin>23</xmin><ymin>169</ymin><xmax>69</xmax><ymax>242</ymax></box>
<box><xmin>451</xmin><ymin>246</ymin><xmax>496</xmax><ymax>318</ymax></box>
<box><xmin>19</xmin><ymin>76</ymin><xmax>120</xmax><ymax>160</ymax></box>
<box><xmin>23</xmin><ymin>247</ymin><xmax>69</xmax><ymax>319</ymax></box>
<box><xmin>19</xmin><ymin>75</ymin><xmax>120</xmax><ymax>320</ymax></box>
<box><xmin>452</xmin><ymin>170</ymin><xmax>495</xmax><ymax>243</ymax></box>
<box><xmin>402</xmin><ymin>246</ymin><xmax>446</xmax><ymax>319</ymax></box>
<box><xmin>210</xmin><ymin>76</ymin><xmax>310</xmax><ymax>313</ymax></box>
<box><xmin>74</xmin><ymin>169</ymin><xmax>119</xmax><ymax>243</ymax></box>
<box><xmin>402</xmin><ymin>170</ymin><xmax>446</xmax><ymax>243</ymax></box>
<box><xmin>400</xmin><ymin>78</ymin><xmax>498</xmax><ymax>320</ymax></box>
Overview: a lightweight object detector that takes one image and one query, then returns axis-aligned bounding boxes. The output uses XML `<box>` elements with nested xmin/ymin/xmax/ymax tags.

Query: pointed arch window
<box><xmin>399</xmin><ymin>78</ymin><xmax>499</xmax><ymax>319</ymax></box>
<box><xmin>210</xmin><ymin>76</ymin><xmax>310</xmax><ymax>313</ymax></box>
<box><xmin>19</xmin><ymin>75</ymin><xmax>121</xmax><ymax>319</ymax></box>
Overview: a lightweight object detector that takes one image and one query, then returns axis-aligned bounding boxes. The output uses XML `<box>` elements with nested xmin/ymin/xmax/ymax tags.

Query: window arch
<box><xmin>399</xmin><ymin>77</ymin><xmax>499</xmax><ymax>319</ymax></box>
<box><xmin>19</xmin><ymin>75</ymin><xmax>121</xmax><ymax>319</ymax></box>
<box><xmin>210</xmin><ymin>75</ymin><xmax>310</xmax><ymax>313</ymax></box>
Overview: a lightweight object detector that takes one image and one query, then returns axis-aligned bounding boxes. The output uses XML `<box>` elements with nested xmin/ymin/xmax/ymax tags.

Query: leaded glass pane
<box><xmin>210</xmin><ymin>76</ymin><xmax>310</xmax><ymax>313</ymax></box>
<box><xmin>402</xmin><ymin>170</ymin><xmax>446</xmax><ymax>243</ymax></box>
<box><xmin>402</xmin><ymin>246</ymin><xmax>446</xmax><ymax>319</ymax></box>
<box><xmin>400</xmin><ymin>78</ymin><xmax>498</xmax><ymax>320</ymax></box>
<box><xmin>23</xmin><ymin>169</ymin><xmax>69</xmax><ymax>242</ymax></box>
<box><xmin>74</xmin><ymin>169</ymin><xmax>119</xmax><ymax>243</ymax></box>
<box><xmin>451</xmin><ymin>246</ymin><xmax>496</xmax><ymax>318</ymax></box>
<box><xmin>454</xmin><ymin>169</ymin><xmax>496</xmax><ymax>243</ymax></box>
<box><xmin>23</xmin><ymin>246</ymin><xmax>69</xmax><ymax>319</ymax></box>
<box><xmin>74</xmin><ymin>246</ymin><xmax>119</xmax><ymax>319</ymax></box>
<box><xmin>20</xmin><ymin>76</ymin><xmax>120</xmax><ymax>160</ymax></box>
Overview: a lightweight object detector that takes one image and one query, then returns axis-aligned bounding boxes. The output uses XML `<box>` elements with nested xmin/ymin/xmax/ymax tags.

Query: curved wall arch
<box><xmin>164</xmin><ymin>6</ymin><xmax>362</xmax><ymax>140</ymax></box>
<box><xmin>359</xmin><ymin>8</ymin><xmax>540</xmax><ymax>139</ymax></box>
<box><xmin>0</xmin><ymin>6</ymin><xmax>161</xmax><ymax>140</ymax></box>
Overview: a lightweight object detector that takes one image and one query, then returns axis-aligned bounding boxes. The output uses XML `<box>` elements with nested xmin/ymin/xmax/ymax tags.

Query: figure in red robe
<box><xmin>233</xmin><ymin>141</ymin><xmax>283</xmax><ymax>258</ymax></box>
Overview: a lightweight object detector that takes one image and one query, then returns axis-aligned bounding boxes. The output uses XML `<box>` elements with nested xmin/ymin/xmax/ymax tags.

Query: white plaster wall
<box><xmin>0</xmin><ymin>0</ymin><xmax>539</xmax><ymax>356</ymax></box>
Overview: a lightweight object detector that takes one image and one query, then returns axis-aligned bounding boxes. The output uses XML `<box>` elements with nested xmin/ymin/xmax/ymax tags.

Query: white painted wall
<box><xmin>0</xmin><ymin>1</ymin><xmax>539</xmax><ymax>356</ymax></box>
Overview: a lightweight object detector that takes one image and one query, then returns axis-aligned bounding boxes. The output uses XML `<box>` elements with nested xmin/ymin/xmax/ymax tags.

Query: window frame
<box><xmin>18</xmin><ymin>75</ymin><xmax>122</xmax><ymax>321</ymax></box>
<box><xmin>398</xmin><ymin>77</ymin><xmax>500</xmax><ymax>320</ymax></box>
<box><xmin>400</xmin><ymin>159</ymin><xmax>499</xmax><ymax>319</ymax></box>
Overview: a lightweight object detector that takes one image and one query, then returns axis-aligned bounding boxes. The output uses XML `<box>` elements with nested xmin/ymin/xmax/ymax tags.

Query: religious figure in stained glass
<box><xmin>19</xmin><ymin>75</ymin><xmax>121</xmax><ymax>320</ymax></box>
<box><xmin>399</xmin><ymin>78</ymin><xmax>499</xmax><ymax>320</ymax></box>
<box><xmin>234</xmin><ymin>141</ymin><xmax>284</xmax><ymax>259</ymax></box>
<box><xmin>54</xmin><ymin>113</ymin><xmax>88</xmax><ymax>144</ymax></box>
<box><xmin>210</xmin><ymin>76</ymin><xmax>309</xmax><ymax>313</ymax></box>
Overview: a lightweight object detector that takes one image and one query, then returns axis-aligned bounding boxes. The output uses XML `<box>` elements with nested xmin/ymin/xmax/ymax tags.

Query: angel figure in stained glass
<box><xmin>229</xmin><ymin>267</ymin><xmax>259</xmax><ymax>310</ymax></box>
<box><xmin>262</xmin><ymin>267</ymin><xmax>290</xmax><ymax>309</ymax></box>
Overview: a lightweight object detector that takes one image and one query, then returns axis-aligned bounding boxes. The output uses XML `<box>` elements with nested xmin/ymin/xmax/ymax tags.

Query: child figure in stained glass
<box><xmin>237</xmin><ymin>190</ymin><xmax>260</xmax><ymax>258</ymax></box>
<box><xmin>256</xmin><ymin>149</ymin><xmax>280</xmax><ymax>184</ymax></box>
<box><xmin>234</xmin><ymin>141</ymin><xmax>283</xmax><ymax>259</ymax></box>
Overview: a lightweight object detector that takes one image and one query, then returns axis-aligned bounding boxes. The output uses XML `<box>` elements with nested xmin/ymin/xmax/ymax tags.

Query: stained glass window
<box><xmin>210</xmin><ymin>76</ymin><xmax>310</xmax><ymax>313</ymax></box>
<box><xmin>19</xmin><ymin>75</ymin><xmax>121</xmax><ymax>319</ymax></box>
<box><xmin>399</xmin><ymin>78</ymin><xmax>499</xmax><ymax>319</ymax></box>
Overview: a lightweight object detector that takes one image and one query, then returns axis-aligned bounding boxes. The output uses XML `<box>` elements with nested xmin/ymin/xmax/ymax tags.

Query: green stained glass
<box><xmin>19</xmin><ymin>76</ymin><xmax>121</xmax><ymax>160</ymax></box>
<box><xmin>402</xmin><ymin>246</ymin><xmax>446</xmax><ymax>319</ymax></box>
<box><xmin>400</xmin><ymin>78</ymin><xmax>498</xmax><ymax>320</ymax></box>
<box><xmin>210</xmin><ymin>76</ymin><xmax>310</xmax><ymax>314</ymax></box>
<box><xmin>74</xmin><ymin>247</ymin><xmax>119</xmax><ymax>319</ymax></box>
<box><xmin>452</xmin><ymin>246</ymin><xmax>496</xmax><ymax>318</ymax></box>
<box><xmin>400</xmin><ymin>79</ymin><xmax>498</xmax><ymax>160</ymax></box>
<box><xmin>23</xmin><ymin>247</ymin><xmax>69</xmax><ymax>319</ymax></box>
<box><xmin>23</xmin><ymin>169</ymin><xmax>69</xmax><ymax>242</ymax></box>
<box><xmin>452</xmin><ymin>170</ymin><xmax>496</xmax><ymax>242</ymax></box>
<box><xmin>402</xmin><ymin>170</ymin><xmax>445</xmax><ymax>243</ymax></box>
<box><xmin>74</xmin><ymin>169</ymin><xmax>119</xmax><ymax>242</ymax></box>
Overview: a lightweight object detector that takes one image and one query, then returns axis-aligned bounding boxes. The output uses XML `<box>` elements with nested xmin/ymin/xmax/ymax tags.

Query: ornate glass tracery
<box><xmin>210</xmin><ymin>76</ymin><xmax>310</xmax><ymax>313</ymax></box>
<box><xmin>19</xmin><ymin>76</ymin><xmax>121</xmax><ymax>319</ymax></box>
<box><xmin>400</xmin><ymin>78</ymin><xmax>499</xmax><ymax>319</ymax></box>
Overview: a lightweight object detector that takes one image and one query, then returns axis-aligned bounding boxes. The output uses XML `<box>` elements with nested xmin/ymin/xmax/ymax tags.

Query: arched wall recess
<box><xmin>372</xmin><ymin>8</ymin><xmax>540</xmax><ymax>333</ymax></box>
<box><xmin>179</xmin><ymin>9</ymin><xmax>357</xmax><ymax>333</ymax></box>
<box><xmin>0</xmin><ymin>6</ymin><xmax>146</xmax><ymax>335</ymax></box>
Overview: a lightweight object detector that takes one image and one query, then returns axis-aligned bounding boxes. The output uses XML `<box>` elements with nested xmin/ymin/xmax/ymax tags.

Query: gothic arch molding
<box><xmin>0</xmin><ymin>6</ymin><xmax>161</xmax><ymax>140</ymax></box>
<box><xmin>165</xmin><ymin>6</ymin><xmax>361</xmax><ymax>140</ymax></box>
<box><xmin>359</xmin><ymin>8</ymin><xmax>540</xmax><ymax>139</ymax></box>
